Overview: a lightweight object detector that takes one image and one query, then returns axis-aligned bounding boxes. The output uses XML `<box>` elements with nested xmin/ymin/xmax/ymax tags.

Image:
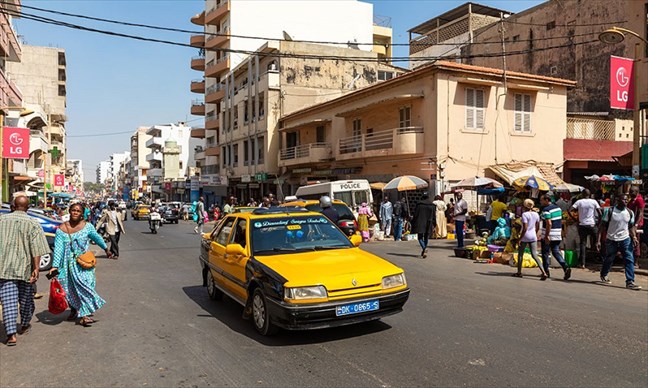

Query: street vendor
<box><xmin>487</xmin><ymin>217</ymin><xmax>510</xmax><ymax>245</ymax></box>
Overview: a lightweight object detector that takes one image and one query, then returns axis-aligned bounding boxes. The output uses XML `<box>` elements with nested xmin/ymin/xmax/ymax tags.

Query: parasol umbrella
<box><xmin>383</xmin><ymin>175</ymin><xmax>428</xmax><ymax>213</ymax></box>
<box><xmin>383</xmin><ymin>175</ymin><xmax>428</xmax><ymax>191</ymax></box>
<box><xmin>553</xmin><ymin>183</ymin><xmax>584</xmax><ymax>193</ymax></box>
<box><xmin>453</xmin><ymin>176</ymin><xmax>502</xmax><ymax>189</ymax></box>
<box><xmin>513</xmin><ymin>175</ymin><xmax>554</xmax><ymax>191</ymax></box>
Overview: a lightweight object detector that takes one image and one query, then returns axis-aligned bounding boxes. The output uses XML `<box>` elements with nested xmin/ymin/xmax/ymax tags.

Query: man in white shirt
<box><xmin>597</xmin><ymin>194</ymin><xmax>642</xmax><ymax>290</ymax></box>
<box><xmin>454</xmin><ymin>192</ymin><xmax>468</xmax><ymax>248</ymax></box>
<box><xmin>570</xmin><ymin>189</ymin><xmax>602</xmax><ymax>268</ymax></box>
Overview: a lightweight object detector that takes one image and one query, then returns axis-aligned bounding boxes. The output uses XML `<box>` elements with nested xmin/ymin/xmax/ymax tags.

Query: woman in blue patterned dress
<box><xmin>49</xmin><ymin>203</ymin><xmax>112</xmax><ymax>326</ymax></box>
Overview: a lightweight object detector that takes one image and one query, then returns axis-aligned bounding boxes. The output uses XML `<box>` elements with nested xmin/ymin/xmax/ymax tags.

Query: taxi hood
<box><xmin>254</xmin><ymin>247</ymin><xmax>403</xmax><ymax>290</ymax></box>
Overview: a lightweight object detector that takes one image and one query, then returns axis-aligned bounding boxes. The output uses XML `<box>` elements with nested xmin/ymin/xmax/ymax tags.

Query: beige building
<box><xmin>128</xmin><ymin>127</ymin><xmax>152</xmax><ymax>197</ymax></box>
<box><xmin>278</xmin><ymin>61</ymin><xmax>575</xmax><ymax>195</ymax></box>
<box><xmin>7</xmin><ymin>45</ymin><xmax>67</xmax><ymax>193</ymax></box>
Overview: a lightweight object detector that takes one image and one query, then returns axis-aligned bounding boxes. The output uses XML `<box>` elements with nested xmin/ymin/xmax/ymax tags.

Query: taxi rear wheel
<box><xmin>206</xmin><ymin>270</ymin><xmax>223</xmax><ymax>300</ymax></box>
<box><xmin>252</xmin><ymin>288</ymin><xmax>278</xmax><ymax>336</ymax></box>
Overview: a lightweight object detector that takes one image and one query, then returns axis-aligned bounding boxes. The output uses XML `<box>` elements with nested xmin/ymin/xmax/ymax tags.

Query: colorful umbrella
<box><xmin>383</xmin><ymin>175</ymin><xmax>428</xmax><ymax>192</ymax></box>
<box><xmin>513</xmin><ymin>175</ymin><xmax>554</xmax><ymax>191</ymax></box>
<box><xmin>453</xmin><ymin>176</ymin><xmax>503</xmax><ymax>189</ymax></box>
<box><xmin>553</xmin><ymin>183</ymin><xmax>584</xmax><ymax>193</ymax></box>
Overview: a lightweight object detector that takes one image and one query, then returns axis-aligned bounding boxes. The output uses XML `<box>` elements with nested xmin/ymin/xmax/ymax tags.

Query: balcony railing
<box><xmin>204</xmin><ymin>164</ymin><xmax>220</xmax><ymax>174</ymax></box>
<box><xmin>338</xmin><ymin>126</ymin><xmax>424</xmax><ymax>157</ymax></box>
<box><xmin>566</xmin><ymin>118</ymin><xmax>616</xmax><ymax>140</ymax></box>
<box><xmin>280</xmin><ymin>142</ymin><xmax>330</xmax><ymax>160</ymax></box>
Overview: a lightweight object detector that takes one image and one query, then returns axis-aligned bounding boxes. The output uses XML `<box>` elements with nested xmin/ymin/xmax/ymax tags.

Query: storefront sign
<box><xmin>242</xmin><ymin>174</ymin><xmax>251</xmax><ymax>183</ymax></box>
<box><xmin>54</xmin><ymin>174</ymin><xmax>65</xmax><ymax>187</ymax></box>
<box><xmin>610</xmin><ymin>56</ymin><xmax>634</xmax><ymax>110</ymax></box>
<box><xmin>164</xmin><ymin>182</ymin><xmax>172</xmax><ymax>191</ymax></box>
<box><xmin>292</xmin><ymin>168</ymin><xmax>312</xmax><ymax>174</ymax></box>
<box><xmin>2</xmin><ymin>127</ymin><xmax>30</xmax><ymax>159</ymax></box>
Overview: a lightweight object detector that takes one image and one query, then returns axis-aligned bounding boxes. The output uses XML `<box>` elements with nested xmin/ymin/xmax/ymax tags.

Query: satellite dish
<box><xmin>283</xmin><ymin>31</ymin><xmax>293</xmax><ymax>41</ymax></box>
<box><xmin>347</xmin><ymin>39</ymin><xmax>360</xmax><ymax>50</ymax></box>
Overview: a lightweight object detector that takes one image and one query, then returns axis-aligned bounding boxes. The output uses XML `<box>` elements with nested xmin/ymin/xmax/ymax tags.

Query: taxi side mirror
<box><xmin>226</xmin><ymin>243</ymin><xmax>246</xmax><ymax>256</ymax></box>
<box><xmin>350</xmin><ymin>234</ymin><xmax>362</xmax><ymax>247</ymax></box>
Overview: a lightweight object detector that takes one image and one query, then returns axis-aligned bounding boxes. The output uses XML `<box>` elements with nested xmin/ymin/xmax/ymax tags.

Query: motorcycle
<box><xmin>149</xmin><ymin>211</ymin><xmax>162</xmax><ymax>234</ymax></box>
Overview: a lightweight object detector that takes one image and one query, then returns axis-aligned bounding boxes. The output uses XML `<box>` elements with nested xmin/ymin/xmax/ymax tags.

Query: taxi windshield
<box><xmin>251</xmin><ymin>215</ymin><xmax>353</xmax><ymax>255</ymax></box>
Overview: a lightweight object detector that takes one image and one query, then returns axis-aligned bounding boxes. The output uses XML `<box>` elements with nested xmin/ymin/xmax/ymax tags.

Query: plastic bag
<box><xmin>48</xmin><ymin>279</ymin><xmax>68</xmax><ymax>315</ymax></box>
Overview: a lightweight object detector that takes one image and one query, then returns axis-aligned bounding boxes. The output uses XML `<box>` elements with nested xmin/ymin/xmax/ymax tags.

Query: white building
<box><xmin>145</xmin><ymin>123</ymin><xmax>192</xmax><ymax>198</ymax></box>
<box><xmin>108</xmin><ymin>152</ymin><xmax>130</xmax><ymax>191</ymax></box>
<box><xmin>66</xmin><ymin>159</ymin><xmax>84</xmax><ymax>194</ymax></box>
<box><xmin>128</xmin><ymin>126</ymin><xmax>153</xmax><ymax>197</ymax></box>
<box><xmin>96</xmin><ymin>161</ymin><xmax>110</xmax><ymax>184</ymax></box>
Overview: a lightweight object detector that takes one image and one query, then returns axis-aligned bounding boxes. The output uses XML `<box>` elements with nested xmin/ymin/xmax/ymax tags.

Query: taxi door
<box><xmin>221</xmin><ymin>218</ymin><xmax>250</xmax><ymax>301</ymax></box>
<box><xmin>209</xmin><ymin>217</ymin><xmax>237</xmax><ymax>297</ymax></box>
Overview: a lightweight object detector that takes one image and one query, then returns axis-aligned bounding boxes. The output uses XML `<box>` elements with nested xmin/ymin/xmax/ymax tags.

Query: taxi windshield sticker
<box><xmin>253</xmin><ymin>217</ymin><xmax>329</xmax><ymax>229</ymax></box>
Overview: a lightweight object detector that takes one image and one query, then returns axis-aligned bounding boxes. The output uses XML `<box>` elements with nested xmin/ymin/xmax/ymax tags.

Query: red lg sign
<box><xmin>610</xmin><ymin>56</ymin><xmax>634</xmax><ymax>110</ymax></box>
<box><xmin>54</xmin><ymin>174</ymin><xmax>65</xmax><ymax>187</ymax></box>
<box><xmin>2</xmin><ymin>127</ymin><xmax>30</xmax><ymax>158</ymax></box>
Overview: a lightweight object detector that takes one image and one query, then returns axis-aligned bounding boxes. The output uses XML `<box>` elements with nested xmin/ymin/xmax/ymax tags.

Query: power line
<box><xmin>67</xmin><ymin>130</ymin><xmax>135</xmax><ymax>138</ymax></box>
<box><xmin>2</xmin><ymin>8</ymin><xmax>601</xmax><ymax>64</ymax></box>
<box><xmin>4</xmin><ymin>1</ymin><xmax>615</xmax><ymax>48</ymax></box>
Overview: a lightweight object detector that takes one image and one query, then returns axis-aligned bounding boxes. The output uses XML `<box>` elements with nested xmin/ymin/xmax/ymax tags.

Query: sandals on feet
<box><xmin>77</xmin><ymin>317</ymin><xmax>95</xmax><ymax>327</ymax></box>
<box><xmin>511</xmin><ymin>273</ymin><xmax>523</xmax><ymax>278</ymax></box>
<box><xmin>5</xmin><ymin>335</ymin><xmax>17</xmax><ymax>346</ymax></box>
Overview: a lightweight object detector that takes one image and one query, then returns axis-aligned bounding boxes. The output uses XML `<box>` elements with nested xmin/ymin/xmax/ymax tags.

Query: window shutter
<box><xmin>515</xmin><ymin>112</ymin><xmax>522</xmax><ymax>132</ymax></box>
<box><xmin>466</xmin><ymin>88</ymin><xmax>475</xmax><ymax>129</ymax></box>
<box><xmin>476</xmin><ymin>90</ymin><xmax>484</xmax><ymax>129</ymax></box>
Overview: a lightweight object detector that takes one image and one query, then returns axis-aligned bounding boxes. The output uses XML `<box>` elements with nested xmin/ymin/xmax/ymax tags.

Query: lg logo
<box><xmin>9</xmin><ymin>132</ymin><xmax>24</xmax><ymax>146</ymax></box>
<box><xmin>616</xmin><ymin>67</ymin><xmax>630</xmax><ymax>87</ymax></box>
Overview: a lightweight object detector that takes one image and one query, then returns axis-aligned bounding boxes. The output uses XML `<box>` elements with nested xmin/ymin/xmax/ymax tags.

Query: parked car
<box><xmin>131</xmin><ymin>204</ymin><xmax>151</xmax><ymax>220</ymax></box>
<box><xmin>199</xmin><ymin>207</ymin><xmax>409</xmax><ymax>335</ymax></box>
<box><xmin>0</xmin><ymin>209</ymin><xmax>61</xmax><ymax>271</ymax></box>
<box><xmin>281</xmin><ymin>199</ymin><xmax>358</xmax><ymax>236</ymax></box>
<box><xmin>159</xmin><ymin>205</ymin><xmax>179</xmax><ymax>224</ymax></box>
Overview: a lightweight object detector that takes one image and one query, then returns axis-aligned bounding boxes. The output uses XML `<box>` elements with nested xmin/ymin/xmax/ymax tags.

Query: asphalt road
<box><xmin>1</xmin><ymin>218</ymin><xmax>647</xmax><ymax>387</ymax></box>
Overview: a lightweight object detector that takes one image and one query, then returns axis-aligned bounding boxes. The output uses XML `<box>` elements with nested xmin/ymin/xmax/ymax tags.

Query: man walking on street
<box><xmin>379</xmin><ymin>196</ymin><xmax>393</xmax><ymax>237</ymax></box>
<box><xmin>570</xmin><ymin>189</ymin><xmax>602</xmax><ymax>268</ymax></box>
<box><xmin>454</xmin><ymin>192</ymin><xmax>468</xmax><ymax>248</ymax></box>
<box><xmin>411</xmin><ymin>192</ymin><xmax>436</xmax><ymax>258</ymax></box>
<box><xmin>539</xmin><ymin>194</ymin><xmax>571</xmax><ymax>280</ymax></box>
<box><xmin>194</xmin><ymin>197</ymin><xmax>205</xmax><ymax>234</ymax></box>
<box><xmin>97</xmin><ymin>201</ymin><xmax>126</xmax><ymax>259</ymax></box>
<box><xmin>0</xmin><ymin>196</ymin><xmax>50</xmax><ymax>346</ymax></box>
<box><xmin>597</xmin><ymin>194</ymin><xmax>642</xmax><ymax>290</ymax></box>
<box><xmin>392</xmin><ymin>197</ymin><xmax>406</xmax><ymax>241</ymax></box>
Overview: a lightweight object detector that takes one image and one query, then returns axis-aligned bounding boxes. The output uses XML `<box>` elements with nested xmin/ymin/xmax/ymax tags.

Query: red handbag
<box><xmin>48</xmin><ymin>279</ymin><xmax>69</xmax><ymax>315</ymax></box>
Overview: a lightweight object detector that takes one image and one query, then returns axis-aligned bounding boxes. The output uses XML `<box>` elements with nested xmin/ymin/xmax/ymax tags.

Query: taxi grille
<box><xmin>327</xmin><ymin>284</ymin><xmax>382</xmax><ymax>300</ymax></box>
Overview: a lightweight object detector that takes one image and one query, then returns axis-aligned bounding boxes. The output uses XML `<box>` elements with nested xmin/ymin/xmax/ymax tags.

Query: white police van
<box><xmin>294</xmin><ymin>179</ymin><xmax>373</xmax><ymax>209</ymax></box>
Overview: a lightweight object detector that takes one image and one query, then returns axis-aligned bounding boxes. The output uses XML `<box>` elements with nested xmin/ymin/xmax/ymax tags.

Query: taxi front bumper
<box><xmin>265</xmin><ymin>289</ymin><xmax>410</xmax><ymax>330</ymax></box>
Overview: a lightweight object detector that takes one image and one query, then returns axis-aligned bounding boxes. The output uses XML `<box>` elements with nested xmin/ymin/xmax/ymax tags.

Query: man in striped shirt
<box><xmin>540</xmin><ymin>194</ymin><xmax>571</xmax><ymax>280</ymax></box>
<box><xmin>0</xmin><ymin>196</ymin><xmax>50</xmax><ymax>346</ymax></box>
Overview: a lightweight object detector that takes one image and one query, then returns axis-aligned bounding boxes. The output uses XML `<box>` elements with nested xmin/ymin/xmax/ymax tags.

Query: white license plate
<box><xmin>335</xmin><ymin>300</ymin><xmax>379</xmax><ymax>316</ymax></box>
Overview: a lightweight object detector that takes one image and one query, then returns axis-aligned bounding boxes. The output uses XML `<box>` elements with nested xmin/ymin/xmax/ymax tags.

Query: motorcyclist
<box><xmin>319</xmin><ymin>196</ymin><xmax>339</xmax><ymax>224</ymax></box>
<box><xmin>149</xmin><ymin>206</ymin><xmax>161</xmax><ymax>233</ymax></box>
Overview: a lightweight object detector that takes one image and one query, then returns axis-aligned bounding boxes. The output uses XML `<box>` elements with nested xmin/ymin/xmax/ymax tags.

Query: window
<box><xmin>214</xmin><ymin>218</ymin><xmax>235</xmax><ymax>245</ymax></box>
<box><xmin>257</xmin><ymin>136</ymin><xmax>265</xmax><ymax>163</ymax></box>
<box><xmin>514</xmin><ymin>93</ymin><xmax>532</xmax><ymax>133</ymax></box>
<box><xmin>231</xmin><ymin>219</ymin><xmax>247</xmax><ymax>248</ymax></box>
<box><xmin>233</xmin><ymin>106</ymin><xmax>239</xmax><ymax>129</ymax></box>
<box><xmin>399</xmin><ymin>106</ymin><xmax>411</xmax><ymax>128</ymax></box>
<box><xmin>378</xmin><ymin>70</ymin><xmax>394</xmax><ymax>81</ymax></box>
<box><xmin>546</xmin><ymin>21</ymin><xmax>556</xmax><ymax>30</ymax></box>
<box><xmin>58</xmin><ymin>85</ymin><xmax>66</xmax><ymax>97</ymax></box>
<box><xmin>233</xmin><ymin>143</ymin><xmax>239</xmax><ymax>166</ymax></box>
<box><xmin>352</xmin><ymin>118</ymin><xmax>362</xmax><ymax>152</ymax></box>
<box><xmin>258</xmin><ymin>92</ymin><xmax>265</xmax><ymax>119</ymax></box>
<box><xmin>465</xmin><ymin>88</ymin><xmax>485</xmax><ymax>130</ymax></box>
<box><xmin>286</xmin><ymin>132</ymin><xmax>298</xmax><ymax>148</ymax></box>
<box><xmin>316</xmin><ymin>125</ymin><xmax>325</xmax><ymax>143</ymax></box>
<box><xmin>243</xmin><ymin>140</ymin><xmax>249</xmax><ymax>165</ymax></box>
<box><xmin>222</xmin><ymin>146</ymin><xmax>227</xmax><ymax>166</ymax></box>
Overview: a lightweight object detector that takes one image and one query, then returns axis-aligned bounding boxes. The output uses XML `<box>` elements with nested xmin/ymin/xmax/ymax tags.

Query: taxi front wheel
<box><xmin>252</xmin><ymin>288</ymin><xmax>278</xmax><ymax>336</ymax></box>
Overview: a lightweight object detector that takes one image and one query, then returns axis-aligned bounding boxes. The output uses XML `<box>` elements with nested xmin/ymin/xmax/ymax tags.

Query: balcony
<box><xmin>205</xmin><ymin>56</ymin><xmax>230</xmax><ymax>78</ymax></box>
<box><xmin>1</xmin><ymin>12</ymin><xmax>22</xmax><ymax>62</ymax></box>
<box><xmin>205</xmin><ymin>112</ymin><xmax>220</xmax><ymax>130</ymax></box>
<box><xmin>190</xmin><ymin>34</ymin><xmax>205</xmax><ymax>48</ymax></box>
<box><xmin>279</xmin><ymin>142</ymin><xmax>332</xmax><ymax>167</ymax></box>
<box><xmin>191</xmin><ymin>56</ymin><xmax>205</xmax><ymax>71</ymax></box>
<box><xmin>194</xmin><ymin>146</ymin><xmax>206</xmax><ymax>160</ymax></box>
<box><xmin>148</xmin><ymin>168</ymin><xmax>163</xmax><ymax>178</ymax></box>
<box><xmin>191</xmin><ymin>100</ymin><xmax>206</xmax><ymax>116</ymax></box>
<box><xmin>205</xmin><ymin>0</ymin><xmax>230</xmax><ymax>26</ymax></box>
<box><xmin>566</xmin><ymin>118</ymin><xmax>615</xmax><ymax>140</ymax></box>
<box><xmin>191</xmin><ymin>127</ymin><xmax>206</xmax><ymax>138</ymax></box>
<box><xmin>205</xmin><ymin>82</ymin><xmax>225</xmax><ymax>103</ymax></box>
<box><xmin>190</xmin><ymin>79</ymin><xmax>205</xmax><ymax>93</ymax></box>
<box><xmin>204</xmin><ymin>164</ymin><xmax>220</xmax><ymax>175</ymax></box>
<box><xmin>0</xmin><ymin>69</ymin><xmax>22</xmax><ymax>106</ymax></box>
<box><xmin>337</xmin><ymin>126</ymin><xmax>424</xmax><ymax>161</ymax></box>
<box><xmin>205</xmin><ymin>146</ymin><xmax>220</xmax><ymax>157</ymax></box>
<box><xmin>49</xmin><ymin>125</ymin><xmax>65</xmax><ymax>138</ymax></box>
<box><xmin>190</xmin><ymin>11</ymin><xmax>205</xmax><ymax>26</ymax></box>
<box><xmin>29</xmin><ymin>132</ymin><xmax>49</xmax><ymax>154</ymax></box>
<box><xmin>146</xmin><ymin>152</ymin><xmax>163</xmax><ymax>162</ymax></box>
<box><xmin>145</xmin><ymin>137</ymin><xmax>164</xmax><ymax>148</ymax></box>
<box><xmin>205</xmin><ymin>28</ymin><xmax>230</xmax><ymax>48</ymax></box>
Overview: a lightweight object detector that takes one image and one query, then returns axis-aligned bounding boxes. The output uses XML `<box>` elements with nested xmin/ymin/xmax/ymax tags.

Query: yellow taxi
<box><xmin>131</xmin><ymin>204</ymin><xmax>151</xmax><ymax>220</ymax></box>
<box><xmin>199</xmin><ymin>207</ymin><xmax>409</xmax><ymax>335</ymax></box>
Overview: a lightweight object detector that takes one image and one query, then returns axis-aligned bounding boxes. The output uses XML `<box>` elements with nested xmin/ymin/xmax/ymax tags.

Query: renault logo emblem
<box><xmin>351</xmin><ymin>278</ymin><xmax>357</xmax><ymax>286</ymax></box>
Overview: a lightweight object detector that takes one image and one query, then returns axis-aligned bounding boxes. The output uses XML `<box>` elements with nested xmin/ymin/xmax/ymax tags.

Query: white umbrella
<box><xmin>453</xmin><ymin>176</ymin><xmax>503</xmax><ymax>189</ymax></box>
<box><xmin>553</xmin><ymin>183</ymin><xmax>584</xmax><ymax>193</ymax></box>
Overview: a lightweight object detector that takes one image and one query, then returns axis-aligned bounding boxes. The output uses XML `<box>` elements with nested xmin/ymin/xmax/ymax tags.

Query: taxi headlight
<box><xmin>284</xmin><ymin>286</ymin><xmax>328</xmax><ymax>300</ymax></box>
<box><xmin>382</xmin><ymin>273</ymin><xmax>406</xmax><ymax>289</ymax></box>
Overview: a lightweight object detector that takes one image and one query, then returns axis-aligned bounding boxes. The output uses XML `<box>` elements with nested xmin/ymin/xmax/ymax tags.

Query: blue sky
<box><xmin>15</xmin><ymin>0</ymin><xmax>542</xmax><ymax>179</ymax></box>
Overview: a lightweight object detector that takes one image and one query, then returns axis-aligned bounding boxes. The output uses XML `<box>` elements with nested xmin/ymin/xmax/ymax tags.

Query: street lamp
<box><xmin>599</xmin><ymin>27</ymin><xmax>648</xmax><ymax>178</ymax></box>
<box><xmin>0</xmin><ymin>107</ymin><xmax>35</xmax><ymax>203</ymax></box>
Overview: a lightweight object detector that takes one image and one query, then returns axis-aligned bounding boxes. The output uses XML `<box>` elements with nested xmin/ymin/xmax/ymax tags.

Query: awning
<box><xmin>370</xmin><ymin>182</ymin><xmax>386</xmax><ymax>190</ymax></box>
<box><xmin>335</xmin><ymin>94</ymin><xmax>424</xmax><ymax>117</ymax></box>
<box><xmin>280</xmin><ymin>118</ymin><xmax>331</xmax><ymax>132</ymax></box>
<box><xmin>488</xmin><ymin>161</ymin><xmax>564</xmax><ymax>187</ymax></box>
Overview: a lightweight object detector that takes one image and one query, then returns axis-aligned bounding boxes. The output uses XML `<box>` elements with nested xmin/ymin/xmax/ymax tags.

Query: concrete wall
<box><xmin>463</xmin><ymin>0</ymin><xmax>647</xmax><ymax>115</ymax></box>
